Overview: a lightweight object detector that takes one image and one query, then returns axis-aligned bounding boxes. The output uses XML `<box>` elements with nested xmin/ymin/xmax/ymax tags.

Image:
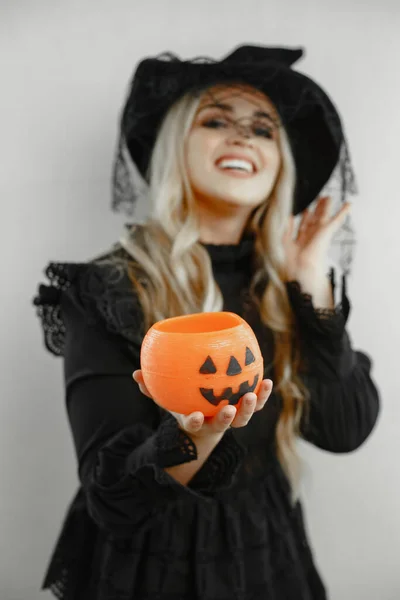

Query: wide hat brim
<box><xmin>120</xmin><ymin>45</ymin><xmax>345</xmax><ymax>215</ymax></box>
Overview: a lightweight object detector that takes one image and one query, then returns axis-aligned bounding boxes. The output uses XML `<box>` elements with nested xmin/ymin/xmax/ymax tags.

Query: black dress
<box><xmin>33</xmin><ymin>234</ymin><xmax>380</xmax><ymax>600</ymax></box>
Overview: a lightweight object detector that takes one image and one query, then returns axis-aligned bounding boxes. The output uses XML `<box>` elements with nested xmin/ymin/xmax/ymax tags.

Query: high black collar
<box><xmin>200</xmin><ymin>232</ymin><xmax>255</xmax><ymax>269</ymax></box>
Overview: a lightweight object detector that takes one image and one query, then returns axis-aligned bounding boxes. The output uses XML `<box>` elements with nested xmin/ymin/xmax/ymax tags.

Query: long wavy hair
<box><xmin>120</xmin><ymin>86</ymin><xmax>309</xmax><ymax>499</ymax></box>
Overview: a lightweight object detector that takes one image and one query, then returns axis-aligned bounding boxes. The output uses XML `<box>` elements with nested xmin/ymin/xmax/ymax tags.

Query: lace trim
<box><xmin>92</xmin><ymin>416</ymin><xmax>197</xmax><ymax>492</ymax></box>
<box><xmin>77</xmin><ymin>262</ymin><xmax>145</xmax><ymax>345</ymax></box>
<box><xmin>33</xmin><ymin>255</ymin><xmax>144</xmax><ymax>356</ymax></box>
<box><xmin>93</xmin><ymin>411</ymin><xmax>246</xmax><ymax>495</ymax></box>
<box><xmin>155</xmin><ymin>412</ymin><xmax>198</xmax><ymax>468</ymax></box>
<box><xmin>33</xmin><ymin>263</ymin><xmax>76</xmax><ymax>356</ymax></box>
<box><xmin>189</xmin><ymin>429</ymin><xmax>246</xmax><ymax>493</ymax></box>
<box><xmin>286</xmin><ymin>276</ymin><xmax>350</xmax><ymax>337</ymax></box>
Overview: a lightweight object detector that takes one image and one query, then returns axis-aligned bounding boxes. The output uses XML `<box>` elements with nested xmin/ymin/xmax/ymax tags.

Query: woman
<box><xmin>34</xmin><ymin>45</ymin><xmax>380</xmax><ymax>600</ymax></box>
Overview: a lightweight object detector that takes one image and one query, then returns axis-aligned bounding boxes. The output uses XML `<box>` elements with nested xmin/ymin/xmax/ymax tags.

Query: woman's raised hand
<box><xmin>133</xmin><ymin>370</ymin><xmax>273</xmax><ymax>439</ymax></box>
<box><xmin>283</xmin><ymin>195</ymin><xmax>351</xmax><ymax>278</ymax></box>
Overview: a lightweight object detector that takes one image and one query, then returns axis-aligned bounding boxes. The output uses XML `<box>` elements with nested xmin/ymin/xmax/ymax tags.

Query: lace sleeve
<box><xmin>86</xmin><ymin>411</ymin><xmax>247</xmax><ymax>537</ymax></box>
<box><xmin>33</xmin><ymin>258</ymin><xmax>145</xmax><ymax>357</ymax></box>
<box><xmin>188</xmin><ymin>429</ymin><xmax>246</xmax><ymax>494</ymax></box>
<box><xmin>33</xmin><ymin>263</ymin><xmax>79</xmax><ymax>356</ymax></box>
<box><xmin>285</xmin><ymin>273</ymin><xmax>380</xmax><ymax>449</ymax></box>
<box><xmin>285</xmin><ymin>271</ymin><xmax>358</xmax><ymax>380</ymax></box>
<box><xmin>93</xmin><ymin>412</ymin><xmax>198</xmax><ymax>488</ymax></box>
<box><xmin>286</xmin><ymin>269</ymin><xmax>350</xmax><ymax>339</ymax></box>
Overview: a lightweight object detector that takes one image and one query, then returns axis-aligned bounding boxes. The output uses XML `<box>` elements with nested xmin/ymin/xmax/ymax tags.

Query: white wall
<box><xmin>1</xmin><ymin>1</ymin><xmax>399</xmax><ymax>598</ymax></box>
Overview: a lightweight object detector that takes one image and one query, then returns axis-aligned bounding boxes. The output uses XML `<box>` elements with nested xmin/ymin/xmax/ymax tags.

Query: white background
<box><xmin>1</xmin><ymin>1</ymin><xmax>399</xmax><ymax>599</ymax></box>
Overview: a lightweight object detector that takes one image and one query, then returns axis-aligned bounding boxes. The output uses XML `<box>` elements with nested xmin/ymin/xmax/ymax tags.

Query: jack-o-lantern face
<box><xmin>199</xmin><ymin>347</ymin><xmax>260</xmax><ymax>406</ymax></box>
<box><xmin>140</xmin><ymin>311</ymin><xmax>264</xmax><ymax>417</ymax></box>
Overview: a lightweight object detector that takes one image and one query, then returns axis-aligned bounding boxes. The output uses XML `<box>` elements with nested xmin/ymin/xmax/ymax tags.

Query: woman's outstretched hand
<box><xmin>133</xmin><ymin>370</ymin><xmax>273</xmax><ymax>439</ymax></box>
<box><xmin>283</xmin><ymin>195</ymin><xmax>351</xmax><ymax>279</ymax></box>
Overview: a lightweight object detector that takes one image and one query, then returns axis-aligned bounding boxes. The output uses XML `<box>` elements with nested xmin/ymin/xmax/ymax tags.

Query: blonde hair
<box><xmin>121</xmin><ymin>87</ymin><xmax>309</xmax><ymax>500</ymax></box>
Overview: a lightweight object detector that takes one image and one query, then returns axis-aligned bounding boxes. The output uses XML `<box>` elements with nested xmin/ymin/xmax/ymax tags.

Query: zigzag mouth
<box><xmin>199</xmin><ymin>374</ymin><xmax>259</xmax><ymax>406</ymax></box>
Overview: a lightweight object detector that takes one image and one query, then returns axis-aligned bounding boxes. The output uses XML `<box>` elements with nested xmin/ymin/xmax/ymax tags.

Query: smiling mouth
<box><xmin>199</xmin><ymin>374</ymin><xmax>259</xmax><ymax>406</ymax></box>
<box><xmin>215</xmin><ymin>157</ymin><xmax>256</xmax><ymax>175</ymax></box>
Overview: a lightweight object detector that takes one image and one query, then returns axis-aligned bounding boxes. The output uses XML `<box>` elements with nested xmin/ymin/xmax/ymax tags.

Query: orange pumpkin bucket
<box><xmin>140</xmin><ymin>311</ymin><xmax>264</xmax><ymax>417</ymax></box>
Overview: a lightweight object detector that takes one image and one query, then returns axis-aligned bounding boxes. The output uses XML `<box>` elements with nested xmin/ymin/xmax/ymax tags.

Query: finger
<box><xmin>132</xmin><ymin>370</ymin><xmax>143</xmax><ymax>383</ymax></box>
<box><xmin>315</xmin><ymin>195</ymin><xmax>330</xmax><ymax>211</ymax></box>
<box><xmin>283</xmin><ymin>215</ymin><xmax>295</xmax><ymax>244</ymax></box>
<box><xmin>231</xmin><ymin>392</ymin><xmax>257</xmax><ymax>428</ymax></box>
<box><xmin>138</xmin><ymin>383</ymin><xmax>152</xmax><ymax>398</ymax></box>
<box><xmin>327</xmin><ymin>201</ymin><xmax>352</xmax><ymax>232</ymax></box>
<box><xmin>132</xmin><ymin>371</ymin><xmax>152</xmax><ymax>398</ymax></box>
<box><xmin>296</xmin><ymin>208</ymin><xmax>314</xmax><ymax>243</ymax></box>
<box><xmin>254</xmin><ymin>379</ymin><xmax>273</xmax><ymax>411</ymax></box>
<box><xmin>206</xmin><ymin>405</ymin><xmax>237</xmax><ymax>433</ymax></box>
<box><xmin>182</xmin><ymin>411</ymin><xmax>205</xmax><ymax>434</ymax></box>
<box><xmin>314</xmin><ymin>196</ymin><xmax>332</xmax><ymax>224</ymax></box>
<box><xmin>297</xmin><ymin>200</ymin><xmax>331</xmax><ymax>245</ymax></box>
<box><xmin>298</xmin><ymin>207</ymin><xmax>311</xmax><ymax>229</ymax></box>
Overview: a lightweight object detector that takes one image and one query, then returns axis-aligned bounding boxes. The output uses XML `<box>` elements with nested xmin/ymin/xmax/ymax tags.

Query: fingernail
<box><xmin>223</xmin><ymin>408</ymin><xmax>235</xmax><ymax>419</ymax></box>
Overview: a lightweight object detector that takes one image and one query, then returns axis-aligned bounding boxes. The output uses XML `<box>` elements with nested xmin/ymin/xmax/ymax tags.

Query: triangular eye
<box><xmin>245</xmin><ymin>347</ymin><xmax>255</xmax><ymax>366</ymax></box>
<box><xmin>227</xmin><ymin>356</ymin><xmax>242</xmax><ymax>376</ymax></box>
<box><xmin>199</xmin><ymin>356</ymin><xmax>217</xmax><ymax>374</ymax></box>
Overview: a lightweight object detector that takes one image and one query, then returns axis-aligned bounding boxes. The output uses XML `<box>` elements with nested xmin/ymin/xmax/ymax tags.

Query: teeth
<box><xmin>217</xmin><ymin>159</ymin><xmax>254</xmax><ymax>173</ymax></box>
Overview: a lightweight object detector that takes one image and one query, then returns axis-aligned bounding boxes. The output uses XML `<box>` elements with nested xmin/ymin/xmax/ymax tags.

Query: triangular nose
<box><xmin>227</xmin><ymin>356</ymin><xmax>242</xmax><ymax>376</ymax></box>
